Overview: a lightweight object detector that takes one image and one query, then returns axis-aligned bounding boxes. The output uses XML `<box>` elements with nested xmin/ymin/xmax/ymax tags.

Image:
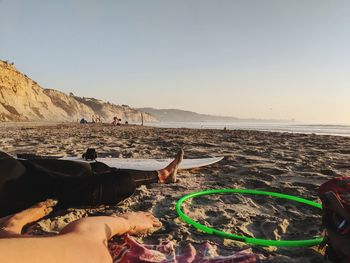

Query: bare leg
<box><xmin>122</xmin><ymin>148</ymin><xmax>184</xmax><ymax>186</ymax></box>
<box><xmin>0</xmin><ymin>207</ymin><xmax>161</xmax><ymax>263</ymax></box>
<box><xmin>60</xmin><ymin>212</ymin><xmax>161</xmax><ymax>238</ymax></box>
<box><xmin>56</xmin><ymin>212</ymin><xmax>162</xmax><ymax>262</ymax></box>
<box><xmin>0</xmin><ymin>199</ymin><xmax>57</xmax><ymax>237</ymax></box>
<box><xmin>158</xmin><ymin>148</ymin><xmax>184</xmax><ymax>183</ymax></box>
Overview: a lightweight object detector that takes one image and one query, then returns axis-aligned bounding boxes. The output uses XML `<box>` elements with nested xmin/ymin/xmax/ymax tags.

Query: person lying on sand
<box><xmin>0</xmin><ymin>199</ymin><xmax>161</xmax><ymax>263</ymax></box>
<box><xmin>0</xmin><ymin>149</ymin><xmax>184</xmax><ymax>217</ymax></box>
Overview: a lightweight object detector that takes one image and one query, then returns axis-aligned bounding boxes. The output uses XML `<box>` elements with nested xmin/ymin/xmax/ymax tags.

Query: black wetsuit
<box><xmin>0</xmin><ymin>151</ymin><xmax>158</xmax><ymax>217</ymax></box>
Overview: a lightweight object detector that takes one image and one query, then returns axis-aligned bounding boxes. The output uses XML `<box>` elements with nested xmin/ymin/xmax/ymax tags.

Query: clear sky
<box><xmin>1</xmin><ymin>0</ymin><xmax>349</xmax><ymax>124</ymax></box>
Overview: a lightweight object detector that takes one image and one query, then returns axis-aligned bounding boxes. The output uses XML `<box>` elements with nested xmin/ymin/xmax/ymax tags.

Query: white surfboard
<box><xmin>62</xmin><ymin>156</ymin><xmax>224</xmax><ymax>171</ymax></box>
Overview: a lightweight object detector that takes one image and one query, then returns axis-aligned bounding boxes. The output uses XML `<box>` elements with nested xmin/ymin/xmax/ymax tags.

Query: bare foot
<box><xmin>120</xmin><ymin>212</ymin><xmax>162</xmax><ymax>235</ymax></box>
<box><xmin>158</xmin><ymin>148</ymin><xmax>184</xmax><ymax>183</ymax></box>
<box><xmin>1</xmin><ymin>199</ymin><xmax>57</xmax><ymax>235</ymax></box>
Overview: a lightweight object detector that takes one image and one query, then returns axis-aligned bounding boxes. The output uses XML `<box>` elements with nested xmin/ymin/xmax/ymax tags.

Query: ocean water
<box><xmin>144</xmin><ymin>122</ymin><xmax>350</xmax><ymax>137</ymax></box>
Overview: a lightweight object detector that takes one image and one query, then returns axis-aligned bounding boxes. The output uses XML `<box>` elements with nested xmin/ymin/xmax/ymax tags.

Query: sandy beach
<box><xmin>1</xmin><ymin>123</ymin><xmax>350</xmax><ymax>262</ymax></box>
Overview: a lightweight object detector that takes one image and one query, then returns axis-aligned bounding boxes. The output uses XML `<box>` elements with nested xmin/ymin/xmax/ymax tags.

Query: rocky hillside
<box><xmin>0</xmin><ymin>60</ymin><xmax>156</xmax><ymax>122</ymax></box>
<box><xmin>139</xmin><ymin>107</ymin><xmax>294</xmax><ymax>123</ymax></box>
<box><xmin>73</xmin><ymin>96</ymin><xmax>147</xmax><ymax>124</ymax></box>
<box><xmin>138</xmin><ymin>108</ymin><xmax>239</xmax><ymax>122</ymax></box>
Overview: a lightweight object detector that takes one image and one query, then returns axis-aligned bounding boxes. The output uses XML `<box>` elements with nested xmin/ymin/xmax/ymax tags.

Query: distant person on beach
<box><xmin>92</xmin><ymin>115</ymin><xmax>102</xmax><ymax>123</ymax></box>
<box><xmin>112</xmin><ymin>116</ymin><xmax>117</xmax><ymax>125</ymax></box>
<box><xmin>0</xmin><ymin>199</ymin><xmax>161</xmax><ymax>263</ymax></box>
<box><xmin>112</xmin><ymin>116</ymin><xmax>121</xmax><ymax>126</ymax></box>
<box><xmin>0</xmin><ymin>149</ymin><xmax>183</xmax><ymax>217</ymax></box>
<box><xmin>79</xmin><ymin>118</ymin><xmax>88</xmax><ymax>124</ymax></box>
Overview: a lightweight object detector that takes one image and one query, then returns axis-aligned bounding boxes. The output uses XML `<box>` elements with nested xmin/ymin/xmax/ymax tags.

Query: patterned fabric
<box><xmin>108</xmin><ymin>235</ymin><xmax>260</xmax><ymax>263</ymax></box>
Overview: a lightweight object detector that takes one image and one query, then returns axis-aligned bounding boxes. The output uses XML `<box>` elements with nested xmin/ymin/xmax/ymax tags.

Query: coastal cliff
<box><xmin>0</xmin><ymin>60</ymin><xmax>156</xmax><ymax>122</ymax></box>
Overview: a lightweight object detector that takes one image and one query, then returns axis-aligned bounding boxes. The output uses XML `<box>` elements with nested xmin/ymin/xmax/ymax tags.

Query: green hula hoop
<box><xmin>176</xmin><ymin>189</ymin><xmax>323</xmax><ymax>247</ymax></box>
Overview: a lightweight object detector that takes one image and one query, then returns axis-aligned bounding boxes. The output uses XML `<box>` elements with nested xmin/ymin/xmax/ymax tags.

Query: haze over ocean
<box><xmin>146</xmin><ymin>122</ymin><xmax>350</xmax><ymax>137</ymax></box>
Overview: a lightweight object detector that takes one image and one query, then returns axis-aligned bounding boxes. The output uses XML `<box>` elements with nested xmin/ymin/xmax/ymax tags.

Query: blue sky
<box><xmin>1</xmin><ymin>0</ymin><xmax>349</xmax><ymax>123</ymax></box>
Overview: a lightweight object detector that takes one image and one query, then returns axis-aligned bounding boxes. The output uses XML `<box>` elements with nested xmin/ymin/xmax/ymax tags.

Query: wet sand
<box><xmin>1</xmin><ymin>123</ymin><xmax>350</xmax><ymax>262</ymax></box>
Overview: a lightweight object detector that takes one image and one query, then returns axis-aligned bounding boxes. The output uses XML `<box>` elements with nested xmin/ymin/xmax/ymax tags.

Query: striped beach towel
<box><xmin>108</xmin><ymin>235</ymin><xmax>260</xmax><ymax>263</ymax></box>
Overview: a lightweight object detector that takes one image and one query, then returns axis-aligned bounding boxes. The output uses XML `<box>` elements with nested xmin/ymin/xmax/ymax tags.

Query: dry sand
<box><xmin>1</xmin><ymin>123</ymin><xmax>350</xmax><ymax>262</ymax></box>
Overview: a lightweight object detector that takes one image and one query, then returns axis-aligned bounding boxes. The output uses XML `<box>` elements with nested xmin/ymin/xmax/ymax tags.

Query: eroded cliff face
<box><xmin>43</xmin><ymin>89</ymin><xmax>95</xmax><ymax>121</ymax></box>
<box><xmin>0</xmin><ymin>61</ymin><xmax>66</xmax><ymax>121</ymax></box>
<box><xmin>0</xmin><ymin>60</ymin><xmax>156</xmax><ymax>122</ymax></box>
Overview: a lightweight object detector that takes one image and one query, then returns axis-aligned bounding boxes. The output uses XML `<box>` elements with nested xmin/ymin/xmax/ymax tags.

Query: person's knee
<box><xmin>116</xmin><ymin>173</ymin><xmax>136</xmax><ymax>198</ymax></box>
<box><xmin>98</xmin><ymin>173</ymin><xmax>136</xmax><ymax>205</ymax></box>
<box><xmin>59</xmin><ymin>221</ymin><xmax>113</xmax><ymax>263</ymax></box>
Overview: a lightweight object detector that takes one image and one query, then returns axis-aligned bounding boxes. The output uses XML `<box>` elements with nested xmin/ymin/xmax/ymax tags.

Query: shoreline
<box><xmin>143</xmin><ymin>121</ymin><xmax>350</xmax><ymax>138</ymax></box>
<box><xmin>1</xmin><ymin>121</ymin><xmax>349</xmax><ymax>138</ymax></box>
